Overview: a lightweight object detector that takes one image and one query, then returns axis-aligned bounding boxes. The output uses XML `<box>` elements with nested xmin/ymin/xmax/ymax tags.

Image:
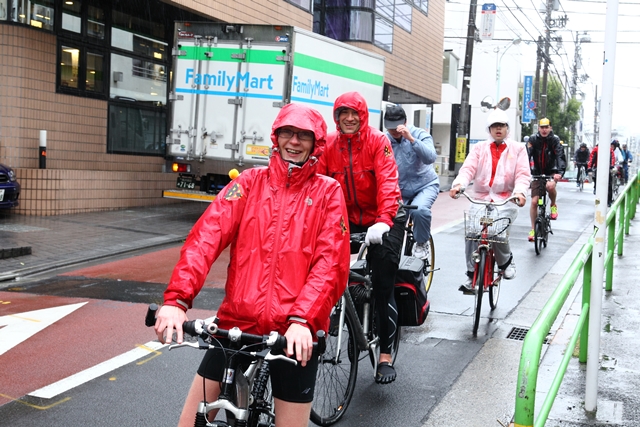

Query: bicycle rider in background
<box><xmin>383</xmin><ymin>104</ymin><xmax>439</xmax><ymax>259</ymax></box>
<box><xmin>574</xmin><ymin>143</ymin><xmax>590</xmax><ymax>187</ymax></box>
<box><xmin>621</xmin><ymin>143</ymin><xmax>634</xmax><ymax>184</ymax></box>
<box><xmin>154</xmin><ymin>103</ymin><xmax>351</xmax><ymax>427</ymax></box>
<box><xmin>587</xmin><ymin>142</ymin><xmax>616</xmax><ymax>205</ymax></box>
<box><xmin>527</xmin><ymin>117</ymin><xmax>566</xmax><ymax>242</ymax></box>
<box><xmin>318</xmin><ymin>91</ymin><xmax>404</xmax><ymax>385</ymax></box>
<box><xmin>449</xmin><ymin>109</ymin><xmax>530</xmax><ymax>294</ymax></box>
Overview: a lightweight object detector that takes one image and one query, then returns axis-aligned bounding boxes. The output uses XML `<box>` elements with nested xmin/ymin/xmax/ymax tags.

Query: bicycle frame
<box><xmin>457</xmin><ymin>190</ymin><xmax>516</xmax><ymax>335</ymax></box>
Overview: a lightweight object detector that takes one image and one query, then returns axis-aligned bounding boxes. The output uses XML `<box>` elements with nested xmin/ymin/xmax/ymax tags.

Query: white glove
<box><xmin>365</xmin><ymin>222</ymin><xmax>390</xmax><ymax>246</ymax></box>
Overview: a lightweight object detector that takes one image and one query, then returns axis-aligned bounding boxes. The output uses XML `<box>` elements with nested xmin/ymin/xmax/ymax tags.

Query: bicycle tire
<box><xmin>579</xmin><ymin>167</ymin><xmax>585</xmax><ymax>192</ymax></box>
<box><xmin>488</xmin><ymin>251</ymin><xmax>500</xmax><ymax>310</ymax></box>
<box><xmin>310</xmin><ymin>298</ymin><xmax>359</xmax><ymax>426</ymax></box>
<box><xmin>247</xmin><ymin>362</ymin><xmax>275</xmax><ymax>427</ymax></box>
<box><xmin>472</xmin><ymin>248</ymin><xmax>486</xmax><ymax>336</ymax></box>
<box><xmin>534</xmin><ymin>218</ymin><xmax>544</xmax><ymax>255</ymax></box>
<box><xmin>423</xmin><ymin>236</ymin><xmax>435</xmax><ymax>294</ymax></box>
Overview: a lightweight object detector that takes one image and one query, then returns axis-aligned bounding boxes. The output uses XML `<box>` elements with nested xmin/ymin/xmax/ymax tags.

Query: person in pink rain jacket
<box><xmin>449</xmin><ymin>109</ymin><xmax>531</xmax><ymax>294</ymax></box>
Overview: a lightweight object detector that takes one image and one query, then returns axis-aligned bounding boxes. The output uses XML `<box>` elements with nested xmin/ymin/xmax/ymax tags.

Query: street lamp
<box><xmin>495</xmin><ymin>37</ymin><xmax>522</xmax><ymax>102</ymax></box>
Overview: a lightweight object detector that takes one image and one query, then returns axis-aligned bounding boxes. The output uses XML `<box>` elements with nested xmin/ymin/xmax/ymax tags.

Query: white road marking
<box><xmin>0</xmin><ymin>302</ymin><xmax>87</xmax><ymax>356</ymax></box>
<box><xmin>29</xmin><ymin>340</ymin><xmax>167</xmax><ymax>399</ymax></box>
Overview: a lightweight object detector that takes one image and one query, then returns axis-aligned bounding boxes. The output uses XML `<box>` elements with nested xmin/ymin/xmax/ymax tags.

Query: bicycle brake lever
<box><xmin>168</xmin><ymin>337</ymin><xmax>210</xmax><ymax>351</ymax></box>
<box><xmin>264</xmin><ymin>352</ymin><xmax>298</xmax><ymax>366</ymax></box>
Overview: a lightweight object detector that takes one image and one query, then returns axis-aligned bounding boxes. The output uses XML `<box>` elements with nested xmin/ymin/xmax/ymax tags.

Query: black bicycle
<box><xmin>576</xmin><ymin>163</ymin><xmax>587</xmax><ymax>192</ymax></box>
<box><xmin>145</xmin><ymin>304</ymin><xmax>325</xmax><ymax>427</ymax></box>
<box><xmin>531</xmin><ymin>175</ymin><xmax>554</xmax><ymax>255</ymax></box>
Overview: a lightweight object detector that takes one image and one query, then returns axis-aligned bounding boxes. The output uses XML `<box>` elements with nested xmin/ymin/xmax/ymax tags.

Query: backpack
<box><xmin>394</xmin><ymin>255</ymin><xmax>430</xmax><ymax>326</ymax></box>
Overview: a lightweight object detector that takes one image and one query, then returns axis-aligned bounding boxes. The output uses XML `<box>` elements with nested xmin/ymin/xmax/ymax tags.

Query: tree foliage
<box><xmin>520</xmin><ymin>77</ymin><xmax>582</xmax><ymax>150</ymax></box>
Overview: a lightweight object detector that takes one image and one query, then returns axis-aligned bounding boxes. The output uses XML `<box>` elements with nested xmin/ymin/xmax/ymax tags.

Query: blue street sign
<box><xmin>522</xmin><ymin>75</ymin><xmax>536</xmax><ymax>123</ymax></box>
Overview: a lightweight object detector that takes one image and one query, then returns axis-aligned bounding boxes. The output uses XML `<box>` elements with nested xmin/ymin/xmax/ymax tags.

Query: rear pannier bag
<box><xmin>394</xmin><ymin>255</ymin><xmax>430</xmax><ymax>326</ymax></box>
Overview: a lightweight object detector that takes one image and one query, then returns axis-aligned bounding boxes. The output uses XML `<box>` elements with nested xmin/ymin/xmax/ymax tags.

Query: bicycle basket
<box><xmin>464</xmin><ymin>210</ymin><xmax>510</xmax><ymax>243</ymax></box>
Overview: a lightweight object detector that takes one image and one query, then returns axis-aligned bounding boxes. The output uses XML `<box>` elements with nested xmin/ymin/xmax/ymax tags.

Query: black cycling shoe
<box><xmin>375</xmin><ymin>362</ymin><xmax>396</xmax><ymax>384</ymax></box>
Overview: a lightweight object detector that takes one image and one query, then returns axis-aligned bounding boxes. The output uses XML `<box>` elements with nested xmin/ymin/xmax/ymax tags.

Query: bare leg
<box><xmin>274</xmin><ymin>399</ymin><xmax>313</xmax><ymax>427</ymax></box>
<box><xmin>547</xmin><ymin>180</ymin><xmax>558</xmax><ymax>205</ymax></box>
<box><xmin>178</xmin><ymin>374</ymin><xmax>221</xmax><ymax>427</ymax></box>
<box><xmin>529</xmin><ymin>196</ymin><xmax>539</xmax><ymax>229</ymax></box>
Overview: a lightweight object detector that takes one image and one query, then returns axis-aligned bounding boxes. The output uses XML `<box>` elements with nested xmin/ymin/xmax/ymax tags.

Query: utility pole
<box><xmin>534</xmin><ymin>35</ymin><xmax>543</xmax><ymax>130</ymax></box>
<box><xmin>540</xmin><ymin>0</ymin><xmax>553</xmax><ymax>118</ymax></box>
<box><xmin>452</xmin><ymin>0</ymin><xmax>478</xmax><ymax>172</ymax></box>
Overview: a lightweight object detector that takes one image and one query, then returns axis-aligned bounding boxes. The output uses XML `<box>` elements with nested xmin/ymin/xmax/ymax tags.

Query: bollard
<box><xmin>39</xmin><ymin>130</ymin><xmax>47</xmax><ymax>169</ymax></box>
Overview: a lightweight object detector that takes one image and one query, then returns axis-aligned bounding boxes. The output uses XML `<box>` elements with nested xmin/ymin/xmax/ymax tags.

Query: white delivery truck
<box><xmin>163</xmin><ymin>22</ymin><xmax>386</xmax><ymax>202</ymax></box>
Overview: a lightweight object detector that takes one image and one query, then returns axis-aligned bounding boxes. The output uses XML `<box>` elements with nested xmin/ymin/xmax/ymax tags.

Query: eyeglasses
<box><xmin>277</xmin><ymin>129</ymin><xmax>315</xmax><ymax>142</ymax></box>
<box><xmin>490</xmin><ymin>123</ymin><xmax>507</xmax><ymax>129</ymax></box>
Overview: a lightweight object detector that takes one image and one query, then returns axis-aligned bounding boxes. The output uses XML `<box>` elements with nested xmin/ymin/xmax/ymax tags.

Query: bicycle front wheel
<box><xmin>472</xmin><ymin>248</ymin><xmax>486</xmax><ymax>336</ymax></box>
<box><xmin>579</xmin><ymin>167</ymin><xmax>585</xmax><ymax>191</ymax></box>
<box><xmin>488</xmin><ymin>251</ymin><xmax>500</xmax><ymax>310</ymax></box>
<box><xmin>534</xmin><ymin>218</ymin><xmax>544</xmax><ymax>255</ymax></box>
<box><xmin>311</xmin><ymin>299</ymin><xmax>359</xmax><ymax>426</ymax></box>
<box><xmin>422</xmin><ymin>236</ymin><xmax>435</xmax><ymax>294</ymax></box>
<box><xmin>248</xmin><ymin>362</ymin><xmax>275</xmax><ymax>427</ymax></box>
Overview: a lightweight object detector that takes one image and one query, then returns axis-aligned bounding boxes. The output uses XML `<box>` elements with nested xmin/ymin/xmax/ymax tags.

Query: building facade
<box><xmin>0</xmin><ymin>0</ymin><xmax>444</xmax><ymax>215</ymax></box>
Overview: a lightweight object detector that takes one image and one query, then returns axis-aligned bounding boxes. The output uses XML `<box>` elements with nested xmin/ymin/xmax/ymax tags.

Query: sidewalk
<box><xmin>0</xmin><ymin>202</ymin><xmax>207</xmax><ymax>282</ymax></box>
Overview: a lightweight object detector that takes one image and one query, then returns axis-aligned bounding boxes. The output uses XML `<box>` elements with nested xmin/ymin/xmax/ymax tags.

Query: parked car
<box><xmin>0</xmin><ymin>162</ymin><xmax>20</xmax><ymax>208</ymax></box>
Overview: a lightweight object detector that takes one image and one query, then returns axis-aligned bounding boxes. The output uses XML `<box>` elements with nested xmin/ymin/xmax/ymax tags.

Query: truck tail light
<box><xmin>172</xmin><ymin>163</ymin><xmax>191</xmax><ymax>173</ymax></box>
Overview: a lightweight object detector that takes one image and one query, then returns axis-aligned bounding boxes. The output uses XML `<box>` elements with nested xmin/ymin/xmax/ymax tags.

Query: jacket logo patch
<box><xmin>384</xmin><ymin>145</ymin><xmax>392</xmax><ymax>158</ymax></box>
<box><xmin>340</xmin><ymin>216</ymin><xmax>347</xmax><ymax>235</ymax></box>
<box><xmin>224</xmin><ymin>182</ymin><xmax>244</xmax><ymax>201</ymax></box>
<box><xmin>307</xmin><ymin>197</ymin><xmax>313</xmax><ymax>206</ymax></box>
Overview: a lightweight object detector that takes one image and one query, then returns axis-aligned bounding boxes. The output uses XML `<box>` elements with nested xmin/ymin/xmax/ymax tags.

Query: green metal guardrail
<box><xmin>511</xmin><ymin>172</ymin><xmax>640</xmax><ymax>427</ymax></box>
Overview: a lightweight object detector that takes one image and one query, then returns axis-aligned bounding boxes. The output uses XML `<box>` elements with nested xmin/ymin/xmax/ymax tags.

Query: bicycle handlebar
<box><xmin>455</xmin><ymin>188</ymin><xmax>521</xmax><ymax>207</ymax></box>
<box><xmin>145</xmin><ymin>303</ymin><xmax>326</xmax><ymax>355</ymax></box>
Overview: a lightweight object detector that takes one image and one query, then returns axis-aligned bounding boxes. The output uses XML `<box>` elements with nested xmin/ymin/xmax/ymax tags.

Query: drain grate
<box><xmin>506</xmin><ymin>327</ymin><xmax>551</xmax><ymax>344</ymax></box>
<box><xmin>507</xmin><ymin>327</ymin><xmax>530</xmax><ymax>341</ymax></box>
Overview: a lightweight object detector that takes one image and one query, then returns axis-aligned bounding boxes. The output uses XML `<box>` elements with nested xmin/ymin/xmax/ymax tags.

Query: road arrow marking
<box><xmin>0</xmin><ymin>302</ymin><xmax>87</xmax><ymax>356</ymax></box>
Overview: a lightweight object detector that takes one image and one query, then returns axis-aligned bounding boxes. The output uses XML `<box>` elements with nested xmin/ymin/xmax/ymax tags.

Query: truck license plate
<box><xmin>176</xmin><ymin>177</ymin><xmax>196</xmax><ymax>190</ymax></box>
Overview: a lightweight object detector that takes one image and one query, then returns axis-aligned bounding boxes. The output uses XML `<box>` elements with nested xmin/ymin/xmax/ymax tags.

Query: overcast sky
<box><xmin>446</xmin><ymin>0</ymin><xmax>640</xmax><ymax>142</ymax></box>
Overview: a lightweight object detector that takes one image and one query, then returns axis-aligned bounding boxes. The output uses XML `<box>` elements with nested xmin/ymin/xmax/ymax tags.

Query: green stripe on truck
<box><xmin>294</xmin><ymin>53</ymin><xmax>384</xmax><ymax>86</ymax></box>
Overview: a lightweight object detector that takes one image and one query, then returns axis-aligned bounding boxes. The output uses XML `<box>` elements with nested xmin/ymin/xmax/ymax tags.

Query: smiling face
<box><xmin>277</xmin><ymin>126</ymin><xmax>315</xmax><ymax>164</ymax></box>
<box><xmin>489</xmin><ymin>122</ymin><xmax>508</xmax><ymax>142</ymax></box>
<box><xmin>338</xmin><ymin>108</ymin><xmax>361</xmax><ymax>134</ymax></box>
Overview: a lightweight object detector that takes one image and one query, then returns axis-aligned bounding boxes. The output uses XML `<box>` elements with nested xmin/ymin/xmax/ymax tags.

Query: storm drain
<box><xmin>506</xmin><ymin>327</ymin><xmax>552</xmax><ymax>344</ymax></box>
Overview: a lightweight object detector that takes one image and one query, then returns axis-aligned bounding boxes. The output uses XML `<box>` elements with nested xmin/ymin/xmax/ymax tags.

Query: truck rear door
<box><xmin>169</xmin><ymin>35</ymin><xmax>288</xmax><ymax>165</ymax></box>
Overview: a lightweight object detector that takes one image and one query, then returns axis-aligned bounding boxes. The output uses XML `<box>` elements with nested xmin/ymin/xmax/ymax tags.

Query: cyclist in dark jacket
<box><xmin>574</xmin><ymin>143</ymin><xmax>590</xmax><ymax>187</ymax></box>
<box><xmin>527</xmin><ymin>118</ymin><xmax>566</xmax><ymax>241</ymax></box>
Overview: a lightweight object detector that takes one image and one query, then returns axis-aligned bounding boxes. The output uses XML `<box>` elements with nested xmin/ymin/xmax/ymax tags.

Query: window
<box><xmin>413</xmin><ymin>0</ymin><xmax>428</xmax><ymax>16</ymax></box>
<box><xmin>376</xmin><ymin>0</ymin><xmax>393</xmax><ymax>20</ymax></box>
<box><xmin>443</xmin><ymin>50</ymin><xmax>459</xmax><ymax>87</ymax></box>
<box><xmin>285</xmin><ymin>0</ymin><xmax>312</xmax><ymax>11</ymax></box>
<box><xmin>394</xmin><ymin>0</ymin><xmax>411</xmax><ymax>32</ymax></box>
<box><xmin>4</xmin><ymin>0</ymin><xmax>54</xmax><ymax>30</ymax></box>
<box><xmin>108</xmin><ymin>104</ymin><xmax>166</xmax><ymax>155</ymax></box>
<box><xmin>61</xmin><ymin>0</ymin><xmax>104</xmax><ymax>39</ymax></box>
<box><xmin>59</xmin><ymin>43</ymin><xmax>105</xmax><ymax>94</ymax></box>
<box><xmin>374</xmin><ymin>14</ymin><xmax>393</xmax><ymax>52</ymax></box>
<box><xmin>110</xmin><ymin>53</ymin><xmax>166</xmax><ymax>106</ymax></box>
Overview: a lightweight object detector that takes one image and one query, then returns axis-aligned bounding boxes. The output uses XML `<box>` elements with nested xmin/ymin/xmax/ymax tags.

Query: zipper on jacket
<box><xmin>265</xmin><ymin>178</ymin><xmax>288</xmax><ymax>333</ymax></box>
<box><xmin>346</xmin><ymin>137</ymin><xmax>364</xmax><ymax>225</ymax></box>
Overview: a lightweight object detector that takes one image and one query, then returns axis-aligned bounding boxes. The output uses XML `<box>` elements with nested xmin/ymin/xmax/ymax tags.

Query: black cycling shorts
<box><xmin>196</xmin><ymin>340</ymin><xmax>319</xmax><ymax>403</ymax></box>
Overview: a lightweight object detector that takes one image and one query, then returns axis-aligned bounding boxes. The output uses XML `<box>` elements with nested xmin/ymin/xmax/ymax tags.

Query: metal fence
<box><xmin>510</xmin><ymin>171</ymin><xmax>640</xmax><ymax>427</ymax></box>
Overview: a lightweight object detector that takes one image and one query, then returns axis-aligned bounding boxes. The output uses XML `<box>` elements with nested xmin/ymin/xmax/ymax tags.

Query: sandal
<box><xmin>375</xmin><ymin>362</ymin><xmax>396</xmax><ymax>384</ymax></box>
